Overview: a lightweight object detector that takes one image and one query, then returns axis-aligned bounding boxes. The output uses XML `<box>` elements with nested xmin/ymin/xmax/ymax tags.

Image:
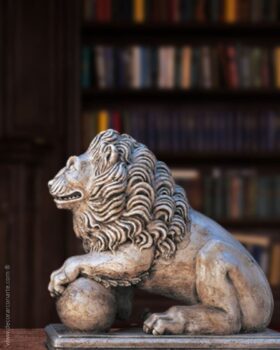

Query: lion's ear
<box><xmin>104</xmin><ymin>144</ymin><xmax>119</xmax><ymax>166</ymax></box>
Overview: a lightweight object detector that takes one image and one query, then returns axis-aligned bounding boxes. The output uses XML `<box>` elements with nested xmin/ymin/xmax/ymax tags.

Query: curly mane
<box><xmin>73</xmin><ymin>129</ymin><xmax>191</xmax><ymax>259</ymax></box>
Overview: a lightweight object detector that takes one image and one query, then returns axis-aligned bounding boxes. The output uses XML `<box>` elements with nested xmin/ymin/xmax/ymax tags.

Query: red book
<box><xmin>96</xmin><ymin>0</ymin><xmax>103</xmax><ymax>22</ymax></box>
<box><xmin>225</xmin><ymin>46</ymin><xmax>239</xmax><ymax>88</ymax></box>
<box><xmin>96</xmin><ymin>0</ymin><xmax>110</xmax><ymax>22</ymax></box>
<box><xmin>112</xmin><ymin>111</ymin><xmax>122</xmax><ymax>132</ymax></box>
<box><xmin>195</xmin><ymin>0</ymin><xmax>206</xmax><ymax>22</ymax></box>
<box><xmin>169</xmin><ymin>0</ymin><xmax>180</xmax><ymax>23</ymax></box>
<box><xmin>103</xmin><ymin>0</ymin><xmax>111</xmax><ymax>22</ymax></box>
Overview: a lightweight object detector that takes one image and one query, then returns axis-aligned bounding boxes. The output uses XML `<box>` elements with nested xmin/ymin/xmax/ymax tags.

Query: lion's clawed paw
<box><xmin>48</xmin><ymin>270</ymin><xmax>69</xmax><ymax>298</ymax></box>
<box><xmin>143</xmin><ymin>310</ymin><xmax>185</xmax><ymax>335</ymax></box>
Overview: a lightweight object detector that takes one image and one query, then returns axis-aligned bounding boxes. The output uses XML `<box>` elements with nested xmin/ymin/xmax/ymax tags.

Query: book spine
<box><xmin>224</xmin><ymin>0</ymin><xmax>237</xmax><ymax>23</ymax></box>
<box><xmin>112</xmin><ymin>111</ymin><xmax>122</xmax><ymax>132</ymax></box>
<box><xmin>166</xmin><ymin>47</ymin><xmax>175</xmax><ymax>88</ymax></box>
<box><xmin>181</xmin><ymin>46</ymin><xmax>192</xmax><ymax>89</ymax></box>
<box><xmin>95</xmin><ymin>46</ymin><xmax>107</xmax><ymax>88</ymax></box>
<box><xmin>226</xmin><ymin>46</ymin><xmax>239</xmax><ymax>88</ymax></box>
<box><xmin>81</xmin><ymin>47</ymin><xmax>92</xmax><ymax>88</ymax></box>
<box><xmin>97</xmin><ymin>110</ymin><xmax>110</xmax><ymax>132</ymax></box>
<box><xmin>170</xmin><ymin>0</ymin><xmax>180</xmax><ymax>23</ymax></box>
<box><xmin>200</xmin><ymin>46</ymin><xmax>212</xmax><ymax>89</ymax></box>
<box><xmin>83</xmin><ymin>0</ymin><xmax>96</xmax><ymax>21</ymax></box>
<box><xmin>134</xmin><ymin>0</ymin><xmax>145</xmax><ymax>23</ymax></box>
<box><xmin>131</xmin><ymin>46</ymin><xmax>141</xmax><ymax>88</ymax></box>
<box><xmin>274</xmin><ymin>47</ymin><xmax>280</xmax><ymax>88</ymax></box>
<box><xmin>209</xmin><ymin>0</ymin><xmax>221</xmax><ymax>22</ymax></box>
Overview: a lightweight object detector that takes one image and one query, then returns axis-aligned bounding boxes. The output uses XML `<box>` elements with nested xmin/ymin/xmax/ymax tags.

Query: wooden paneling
<box><xmin>3</xmin><ymin>1</ymin><xmax>56</xmax><ymax>138</ymax></box>
<box><xmin>0</xmin><ymin>0</ymin><xmax>81</xmax><ymax>327</ymax></box>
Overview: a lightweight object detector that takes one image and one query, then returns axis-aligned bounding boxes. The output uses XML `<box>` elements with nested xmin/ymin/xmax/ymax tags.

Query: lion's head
<box><xmin>48</xmin><ymin>129</ymin><xmax>190</xmax><ymax>259</ymax></box>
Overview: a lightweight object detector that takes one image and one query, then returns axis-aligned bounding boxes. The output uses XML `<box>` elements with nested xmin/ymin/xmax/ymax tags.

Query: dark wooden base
<box><xmin>45</xmin><ymin>324</ymin><xmax>280</xmax><ymax>350</ymax></box>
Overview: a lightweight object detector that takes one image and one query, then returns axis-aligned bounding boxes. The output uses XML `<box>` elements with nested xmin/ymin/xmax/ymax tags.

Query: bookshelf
<box><xmin>78</xmin><ymin>0</ymin><xmax>280</xmax><ymax>329</ymax></box>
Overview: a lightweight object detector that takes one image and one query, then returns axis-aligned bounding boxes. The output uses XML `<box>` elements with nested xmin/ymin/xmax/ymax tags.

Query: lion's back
<box><xmin>190</xmin><ymin>208</ymin><xmax>273</xmax><ymax>330</ymax></box>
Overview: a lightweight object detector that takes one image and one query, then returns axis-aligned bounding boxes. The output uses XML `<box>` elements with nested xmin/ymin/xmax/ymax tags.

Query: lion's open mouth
<box><xmin>54</xmin><ymin>191</ymin><xmax>82</xmax><ymax>203</ymax></box>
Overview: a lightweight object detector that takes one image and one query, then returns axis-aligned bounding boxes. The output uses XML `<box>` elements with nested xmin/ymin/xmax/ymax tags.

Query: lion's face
<box><xmin>48</xmin><ymin>153</ymin><xmax>94</xmax><ymax>210</ymax></box>
<box><xmin>48</xmin><ymin>142</ymin><xmax>120</xmax><ymax>210</ymax></box>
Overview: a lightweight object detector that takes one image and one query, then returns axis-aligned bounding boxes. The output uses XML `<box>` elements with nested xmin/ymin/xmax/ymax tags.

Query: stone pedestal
<box><xmin>45</xmin><ymin>324</ymin><xmax>280</xmax><ymax>350</ymax></box>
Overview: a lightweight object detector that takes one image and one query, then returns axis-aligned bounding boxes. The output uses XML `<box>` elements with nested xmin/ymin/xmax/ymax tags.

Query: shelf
<box><xmin>83</xmin><ymin>89</ymin><xmax>280</xmax><ymax>105</ymax></box>
<box><xmin>158</xmin><ymin>153</ymin><xmax>280</xmax><ymax>166</ymax></box>
<box><xmin>82</xmin><ymin>22</ymin><xmax>280</xmax><ymax>43</ymax></box>
<box><xmin>216</xmin><ymin>220</ymin><xmax>280</xmax><ymax>230</ymax></box>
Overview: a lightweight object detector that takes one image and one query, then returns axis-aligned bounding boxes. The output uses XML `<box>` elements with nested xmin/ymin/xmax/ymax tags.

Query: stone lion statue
<box><xmin>48</xmin><ymin>129</ymin><xmax>273</xmax><ymax>335</ymax></box>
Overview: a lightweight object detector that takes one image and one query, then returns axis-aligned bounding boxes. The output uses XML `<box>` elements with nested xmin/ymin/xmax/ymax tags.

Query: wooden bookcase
<box><xmin>73</xmin><ymin>1</ymin><xmax>280</xmax><ymax>329</ymax></box>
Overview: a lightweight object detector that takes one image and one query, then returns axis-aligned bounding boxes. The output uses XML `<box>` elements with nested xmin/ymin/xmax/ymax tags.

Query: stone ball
<box><xmin>56</xmin><ymin>277</ymin><xmax>116</xmax><ymax>332</ymax></box>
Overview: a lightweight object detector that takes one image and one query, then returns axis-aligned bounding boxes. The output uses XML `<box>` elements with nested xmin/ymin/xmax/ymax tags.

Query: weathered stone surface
<box><xmin>56</xmin><ymin>278</ymin><xmax>117</xmax><ymax>332</ymax></box>
<box><xmin>47</xmin><ymin>129</ymin><xmax>274</xmax><ymax>334</ymax></box>
<box><xmin>45</xmin><ymin>324</ymin><xmax>280</xmax><ymax>349</ymax></box>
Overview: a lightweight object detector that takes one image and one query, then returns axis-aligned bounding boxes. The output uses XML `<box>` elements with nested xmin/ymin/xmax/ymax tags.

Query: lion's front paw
<box><xmin>48</xmin><ymin>269</ymin><xmax>69</xmax><ymax>297</ymax></box>
<box><xmin>143</xmin><ymin>310</ymin><xmax>185</xmax><ymax>335</ymax></box>
<box><xmin>48</xmin><ymin>258</ymin><xmax>82</xmax><ymax>298</ymax></box>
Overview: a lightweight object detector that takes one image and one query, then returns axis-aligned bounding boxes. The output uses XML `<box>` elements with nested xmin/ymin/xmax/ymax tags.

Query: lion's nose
<box><xmin>48</xmin><ymin>180</ymin><xmax>53</xmax><ymax>189</ymax></box>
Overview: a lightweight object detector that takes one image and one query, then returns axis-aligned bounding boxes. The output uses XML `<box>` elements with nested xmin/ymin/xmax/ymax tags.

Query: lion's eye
<box><xmin>66</xmin><ymin>156</ymin><xmax>80</xmax><ymax>171</ymax></box>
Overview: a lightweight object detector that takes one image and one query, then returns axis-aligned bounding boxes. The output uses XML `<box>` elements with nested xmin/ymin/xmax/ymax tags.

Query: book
<box><xmin>171</xmin><ymin>168</ymin><xmax>203</xmax><ymax>210</ymax></box>
<box><xmin>225</xmin><ymin>46</ymin><xmax>239</xmax><ymax>88</ymax></box>
<box><xmin>158</xmin><ymin>47</ymin><xmax>166</xmax><ymax>88</ymax></box>
<box><xmin>81</xmin><ymin>47</ymin><xmax>92</xmax><ymax>88</ymax></box>
<box><xmin>111</xmin><ymin>111</ymin><xmax>122</xmax><ymax>132</ymax></box>
<box><xmin>191</xmin><ymin>47</ymin><xmax>200</xmax><ymax>88</ymax></box>
<box><xmin>251</xmin><ymin>0</ymin><xmax>264</xmax><ymax>22</ymax></box>
<box><xmin>200</xmin><ymin>46</ymin><xmax>212</xmax><ymax>89</ymax></box>
<box><xmin>131</xmin><ymin>46</ymin><xmax>141</xmax><ymax>88</ymax></box>
<box><xmin>169</xmin><ymin>0</ymin><xmax>180</xmax><ymax>23</ymax></box>
<box><xmin>94</xmin><ymin>46</ymin><xmax>107</xmax><ymax>88</ymax></box>
<box><xmin>83</xmin><ymin>0</ymin><xmax>96</xmax><ymax>21</ymax></box>
<box><xmin>224</xmin><ymin>0</ymin><xmax>237</xmax><ymax>23</ymax></box>
<box><xmin>269</xmin><ymin>244</ymin><xmax>280</xmax><ymax>286</ymax></box>
<box><xmin>97</xmin><ymin>110</ymin><xmax>109</xmax><ymax>132</ymax></box>
<box><xmin>194</xmin><ymin>0</ymin><xmax>206</xmax><ymax>22</ymax></box>
<box><xmin>274</xmin><ymin>47</ymin><xmax>280</xmax><ymax>88</ymax></box>
<box><xmin>181</xmin><ymin>46</ymin><xmax>192</xmax><ymax>89</ymax></box>
<box><xmin>166</xmin><ymin>47</ymin><xmax>176</xmax><ymax>88</ymax></box>
<box><xmin>83</xmin><ymin>111</ymin><xmax>97</xmax><ymax>147</ymax></box>
<box><xmin>134</xmin><ymin>0</ymin><xmax>145</xmax><ymax>23</ymax></box>
<box><xmin>251</xmin><ymin>48</ymin><xmax>262</xmax><ymax>88</ymax></box>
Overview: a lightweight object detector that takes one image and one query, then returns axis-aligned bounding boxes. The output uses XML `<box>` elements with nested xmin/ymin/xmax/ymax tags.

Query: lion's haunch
<box><xmin>56</xmin><ymin>278</ymin><xmax>116</xmax><ymax>331</ymax></box>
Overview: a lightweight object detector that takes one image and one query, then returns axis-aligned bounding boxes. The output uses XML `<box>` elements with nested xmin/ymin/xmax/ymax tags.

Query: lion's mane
<box><xmin>73</xmin><ymin>129</ymin><xmax>190</xmax><ymax>259</ymax></box>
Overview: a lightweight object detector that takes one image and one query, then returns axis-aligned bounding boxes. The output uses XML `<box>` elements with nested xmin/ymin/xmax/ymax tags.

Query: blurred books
<box><xmin>83</xmin><ymin>0</ymin><xmax>280</xmax><ymax>24</ymax></box>
<box><xmin>172</xmin><ymin>167</ymin><xmax>280</xmax><ymax>221</ymax></box>
<box><xmin>171</xmin><ymin>168</ymin><xmax>280</xmax><ymax>285</ymax></box>
<box><xmin>83</xmin><ymin>108</ymin><xmax>280</xmax><ymax>153</ymax></box>
<box><xmin>81</xmin><ymin>45</ymin><xmax>280</xmax><ymax>90</ymax></box>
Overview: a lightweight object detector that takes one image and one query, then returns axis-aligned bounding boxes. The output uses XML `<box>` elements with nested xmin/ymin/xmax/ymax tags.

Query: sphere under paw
<box><xmin>56</xmin><ymin>277</ymin><xmax>116</xmax><ymax>332</ymax></box>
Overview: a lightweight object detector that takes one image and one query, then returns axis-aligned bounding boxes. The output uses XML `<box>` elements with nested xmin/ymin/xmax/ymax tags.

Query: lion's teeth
<box><xmin>55</xmin><ymin>192</ymin><xmax>81</xmax><ymax>201</ymax></box>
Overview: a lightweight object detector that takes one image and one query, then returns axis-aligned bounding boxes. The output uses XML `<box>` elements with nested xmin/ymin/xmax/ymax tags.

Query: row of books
<box><xmin>172</xmin><ymin>168</ymin><xmax>280</xmax><ymax>285</ymax></box>
<box><xmin>232</xmin><ymin>232</ymin><xmax>280</xmax><ymax>286</ymax></box>
<box><xmin>83</xmin><ymin>0</ymin><xmax>280</xmax><ymax>24</ymax></box>
<box><xmin>172</xmin><ymin>168</ymin><xmax>280</xmax><ymax>220</ymax></box>
<box><xmin>83</xmin><ymin>109</ymin><xmax>280</xmax><ymax>152</ymax></box>
<box><xmin>81</xmin><ymin>45</ymin><xmax>280</xmax><ymax>89</ymax></box>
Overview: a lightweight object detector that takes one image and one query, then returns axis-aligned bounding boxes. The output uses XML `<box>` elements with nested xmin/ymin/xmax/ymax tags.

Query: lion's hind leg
<box><xmin>144</xmin><ymin>240</ymin><xmax>245</xmax><ymax>335</ymax></box>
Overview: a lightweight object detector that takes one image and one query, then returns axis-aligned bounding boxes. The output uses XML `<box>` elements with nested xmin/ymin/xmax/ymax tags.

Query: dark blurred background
<box><xmin>1</xmin><ymin>0</ymin><xmax>280</xmax><ymax>330</ymax></box>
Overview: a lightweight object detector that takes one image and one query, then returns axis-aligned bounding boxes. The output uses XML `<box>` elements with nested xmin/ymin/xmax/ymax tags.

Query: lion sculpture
<box><xmin>48</xmin><ymin>129</ymin><xmax>273</xmax><ymax>335</ymax></box>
